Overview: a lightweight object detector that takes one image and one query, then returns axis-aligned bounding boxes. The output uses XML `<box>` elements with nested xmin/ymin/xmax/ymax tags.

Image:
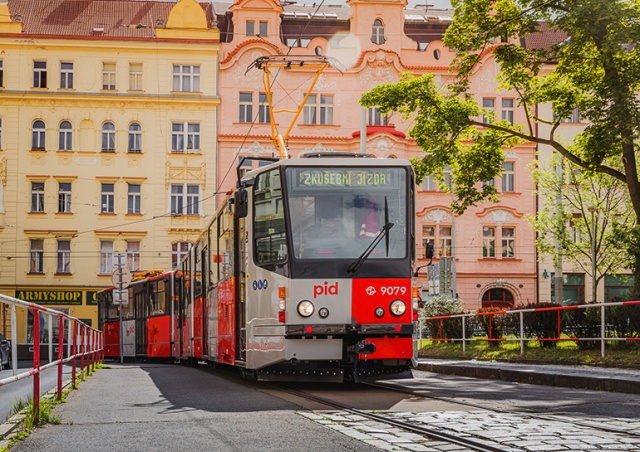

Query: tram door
<box><xmin>235</xmin><ymin>214</ymin><xmax>247</xmax><ymax>362</ymax></box>
<box><xmin>134</xmin><ymin>287</ymin><xmax>148</xmax><ymax>357</ymax></box>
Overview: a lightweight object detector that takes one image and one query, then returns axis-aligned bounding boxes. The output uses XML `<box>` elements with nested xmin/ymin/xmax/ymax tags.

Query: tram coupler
<box><xmin>353</xmin><ymin>340</ymin><xmax>376</xmax><ymax>355</ymax></box>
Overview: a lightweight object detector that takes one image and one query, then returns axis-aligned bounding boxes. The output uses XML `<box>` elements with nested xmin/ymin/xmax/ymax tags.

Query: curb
<box><xmin>416</xmin><ymin>362</ymin><xmax>640</xmax><ymax>394</ymax></box>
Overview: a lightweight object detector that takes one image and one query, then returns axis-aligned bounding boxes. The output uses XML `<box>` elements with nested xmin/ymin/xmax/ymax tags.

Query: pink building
<box><xmin>215</xmin><ymin>0</ymin><xmax>539</xmax><ymax>309</ymax></box>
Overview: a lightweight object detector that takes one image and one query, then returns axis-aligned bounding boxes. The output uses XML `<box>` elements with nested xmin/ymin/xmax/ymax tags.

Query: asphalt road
<box><xmin>1</xmin><ymin>362</ymin><xmax>74</xmax><ymax>422</ymax></box>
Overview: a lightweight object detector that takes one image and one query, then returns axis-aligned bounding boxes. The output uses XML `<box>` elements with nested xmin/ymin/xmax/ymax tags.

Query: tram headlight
<box><xmin>374</xmin><ymin>307</ymin><xmax>385</xmax><ymax>317</ymax></box>
<box><xmin>297</xmin><ymin>300</ymin><xmax>315</xmax><ymax>317</ymax></box>
<box><xmin>389</xmin><ymin>300</ymin><xmax>406</xmax><ymax>316</ymax></box>
<box><xmin>318</xmin><ymin>307</ymin><xmax>329</xmax><ymax>318</ymax></box>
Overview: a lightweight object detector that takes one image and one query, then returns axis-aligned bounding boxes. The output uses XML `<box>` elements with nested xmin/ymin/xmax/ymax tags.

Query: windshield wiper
<box><xmin>347</xmin><ymin>197</ymin><xmax>394</xmax><ymax>274</ymax></box>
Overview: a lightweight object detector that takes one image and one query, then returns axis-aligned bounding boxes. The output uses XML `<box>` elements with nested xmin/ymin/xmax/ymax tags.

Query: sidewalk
<box><xmin>416</xmin><ymin>358</ymin><xmax>640</xmax><ymax>394</ymax></box>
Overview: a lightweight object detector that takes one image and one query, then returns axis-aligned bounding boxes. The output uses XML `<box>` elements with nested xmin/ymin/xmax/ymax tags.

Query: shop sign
<box><xmin>86</xmin><ymin>291</ymin><xmax>98</xmax><ymax>306</ymax></box>
<box><xmin>15</xmin><ymin>290</ymin><xmax>83</xmax><ymax>305</ymax></box>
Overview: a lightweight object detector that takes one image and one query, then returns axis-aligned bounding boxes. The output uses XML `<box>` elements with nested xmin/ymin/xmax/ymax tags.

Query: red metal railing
<box><xmin>418</xmin><ymin>300</ymin><xmax>640</xmax><ymax>358</ymax></box>
<box><xmin>0</xmin><ymin>294</ymin><xmax>103</xmax><ymax>424</ymax></box>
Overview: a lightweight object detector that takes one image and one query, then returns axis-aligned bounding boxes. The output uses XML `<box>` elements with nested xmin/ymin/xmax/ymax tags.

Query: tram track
<box><xmin>366</xmin><ymin>380</ymin><xmax>640</xmax><ymax>439</ymax></box>
<box><xmin>261</xmin><ymin>382</ymin><xmax>507</xmax><ymax>452</ymax></box>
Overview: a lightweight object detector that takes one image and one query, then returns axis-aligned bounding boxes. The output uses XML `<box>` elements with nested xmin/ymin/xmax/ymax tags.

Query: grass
<box><xmin>417</xmin><ymin>339</ymin><xmax>640</xmax><ymax>369</ymax></box>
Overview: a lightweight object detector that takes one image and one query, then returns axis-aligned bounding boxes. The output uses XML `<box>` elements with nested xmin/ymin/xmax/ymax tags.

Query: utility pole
<box><xmin>588</xmin><ymin>206</ymin><xmax>597</xmax><ymax>303</ymax></box>
<box><xmin>554</xmin><ymin>161</ymin><xmax>564</xmax><ymax>304</ymax></box>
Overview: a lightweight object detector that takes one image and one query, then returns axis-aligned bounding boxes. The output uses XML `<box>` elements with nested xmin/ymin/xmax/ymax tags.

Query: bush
<box><xmin>421</xmin><ymin>295</ymin><xmax>473</xmax><ymax>341</ymax></box>
<box><xmin>475</xmin><ymin>307</ymin><xmax>509</xmax><ymax>347</ymax></box>
<box><xmin>563</xmin><ymin>302</ymin><xmax>601</xmax><ymax>350</ymax></box>
<box><xmin>520</xmin><ymin>302</ymin><xmax>562</xmax><ymax>348</ymax></box>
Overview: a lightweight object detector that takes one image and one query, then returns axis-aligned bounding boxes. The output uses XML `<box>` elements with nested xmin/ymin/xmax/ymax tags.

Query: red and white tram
<box><xmin>99</xmin><ymin>153</ymin><xmax>418</xmax><ymax>382</ymax></box>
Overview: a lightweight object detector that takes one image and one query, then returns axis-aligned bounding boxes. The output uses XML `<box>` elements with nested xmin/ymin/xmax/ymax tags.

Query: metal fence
<box><xmin>0</xmin><ymin>294</ymin><xmax>103</xmax><ymax>424</ymax></box>
<box><xmin>417</xmin><ymin>300</ymin><xmax>640</xmax><ymax>358</ymax></box>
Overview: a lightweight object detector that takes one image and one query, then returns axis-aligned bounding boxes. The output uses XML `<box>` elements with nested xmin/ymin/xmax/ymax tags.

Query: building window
<box><xmin>502</xmin><ymin>227</ymin><xmax>515</xmax><ymax>258</ymax></box>
<box><xmin>246</xmin><ymin>20</ymin><xmax>255</xmax><ymax>36</ymax></box>
<box><xmin>58</xmin><ymin>182</ymin><xmax>72</xmax><ymax>213</ymax></box>
<box><xmin>501</xmin><ymin>98</ymin><xmax>514</xmax><ymax>125</ymax></box>
<box><xmin>557</xmin><ymin>106</ymin><xmax>581</xmax><ymax>123</ymax></box>
<box><xmin>439</xmin><ymin>226</ymin><xmax>452</xmax><ymax>257</ymax></box>
<box><xmin>60</xmin><ymin>62</ymin><xmax>74</xmax><ymax>89</ymax></box>
<box><xmin>172</xmin><ymin>65</ymin><xmax>200</xmax><ymax>92</ymax></box>
<box><xmin>422</xmin><ymin>225</ymin><xmax>435</xmax><ymax>258</ymax></box>
<box><xmin>442</xmin><ymin>165</ymin><xmax>452</xmax><ymax>191</ymax></box>
<box><xmin>171</xmin><ymin>183</ymin><xmax>200</xmax><ymax>215</ymax></box>
<box><xmin>371</xmin><ymin>19</ymin><xmax>386</xmax><ymax>45</ymax></box>
<box><xmin>501</xmin><ymin>162</ymin><xmax>515</xmax><ymax>192</ymax></box>
<box><xmin>30</xmin><ymin>239</ymin><xmax>44</xmax><ymax>273</ymax></box>
<box><xmin>57</xmin><ymin>240</ymin><xmax>71</xmax><ymax>274</ymax></box>
<box><xmin>171</xmin><ymin>122</ymin><xmax>200</xmax><ymax>153</ymax></box>
<box><xmin>101</xmin><ymin>122</ymin><xmax>116</xmax><ymax>152</ymax></box>
<box><xmin>102</xmin><ymin>62</ymin><xmax>116</xmax><ymax>90</ymax></box>
<box><xmin>258</xmin><ymin>93</ymin><xmax>270</xmax><ymax>123</ymax></box>
<box><xmin>0</xmin><ymin>60</ymin><xmax>3</xmax><ymax>87</ymax></box>
<box><xmin>482</xmin><ymin>98</ymin><xmax>495</xmax><ymax>124</ymax></box>
<box><xmin>129</xmin><ymin>63</ymin><xmax>143</xmax><ymax>91</ymax></box>
<box><xmin>32</xmin><ymin>120</ymin><xmax>46</xmax><ymax>150</ymax></box>
<box><xmin>172</xmin><ymin>242</ymin><xmax>191</xmax><ymax>269</ymax></box>
<box><xmin>367</xmin><ymin>107</ymin><xmax>388</xmax><ymax>126</ymax></box>
<box><xmin>31</xmin><ymin>182</ymin><xmax>45</xmax><ymax>212</ymax></box>
<box><xmin>239</xmin><ymin>92</ymin><xmax>253</xmax><ymax>123</ymax></box>
<box><xmin>58</xmin><ymin>121</ymin><xmax>72</xmax><ymax>151</ymax></box>
<box><xmin>101</xmin><ymin>183</ymin><xmax>115</xmax><ymax>213</ymax></box>
<box><xmin>422</xmin><ymin>175</ymin><xmax>436</xmax><ymax>191</ymax></box>
<box><xmin>303</xmin><ymin>94</ymin><xmax>317</xmax><ymax>124</ymax></box>
<box><xmin>604</xmin><ymin>275</ymin><xmax>634</xmax><ymax>302</ymax></box>
<box><xmin>126</xmin><ymin>241</ymin><xmax>140</xmax><ymax>271</ymax></box>
<box><xmin>0</xmin><ymin>118</ymin><xmax>2</xmax><ymax>149</ymax></box>
<box><xmin>320</xmin><ymin>95</ymin><xmax>334</xmax><ymax>125</ymax></box>
<box><xmin>128</xmin><ymin>122</ymin><xmax>142</xmax><ymax>153</ymax></box>
<box><xmin>99</xmin><ymin>240</ymin><xmax>114</xmax><ymax>274</ymax></box>
<box><xmin>33</xmin><ymin>61</ymin><xmax>47</xmax><ymax>88</ymax></box>
<box><xmin>551</xmin><ymin>273</ymin><xmax>585</xmax><ymax>304</ymax></box>
<box><xmin>483</xmin><ymin>226</ymin><xmax>496</xmax><ymax>257</ymax></box>
<box><xmin>127</xmin><ymin>183</ymin><xmax>141</xmax><ymax>214</ymax></box>
<box><xmin>259</xmin><ymin>20</ymin><xmax>268</xmax><ymax>36</ymax></box>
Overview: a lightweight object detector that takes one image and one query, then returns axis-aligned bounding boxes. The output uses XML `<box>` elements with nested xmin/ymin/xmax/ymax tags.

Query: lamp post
<box><xmin>588</xmin><ymin>206</ymin><xmax>597</xmax><ymax>303</ymax></box>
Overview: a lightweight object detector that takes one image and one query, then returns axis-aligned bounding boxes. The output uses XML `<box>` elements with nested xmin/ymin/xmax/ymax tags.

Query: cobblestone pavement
<box><xmin>298</xmin><ymin>410</ymin><xmax>640</xmax><ymax>452</ymax></box>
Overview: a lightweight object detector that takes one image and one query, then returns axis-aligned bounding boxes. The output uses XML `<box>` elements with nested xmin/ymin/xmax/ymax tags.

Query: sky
<box><xmin>318</xmin><ymin>0</ymin><xmax>452</xmax><ymax>8</ymax></box>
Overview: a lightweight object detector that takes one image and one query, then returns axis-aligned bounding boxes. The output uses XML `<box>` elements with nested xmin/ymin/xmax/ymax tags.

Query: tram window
<box><xmin>209</xmin><ymin>216</ymin><xmax>220</xmax><ymax>284</ymax></box>
<box><xmin>151</xmin><ymin>281</ymin><xmax>167</xmax><ymax>315</ymax></box>
<box><xmin>254</xmin><ymin>169</ymin><xmax>287</xmax><ymax>265</ymax></box>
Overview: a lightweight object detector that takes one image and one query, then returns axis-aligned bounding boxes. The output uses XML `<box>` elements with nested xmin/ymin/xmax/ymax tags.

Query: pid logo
<box><xmin>313</xmin><ymin>281</ymin><xmax>338</xmax><ymax>299</ymax></box>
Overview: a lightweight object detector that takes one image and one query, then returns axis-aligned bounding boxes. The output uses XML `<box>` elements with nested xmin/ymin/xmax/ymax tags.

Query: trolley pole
<box><xmin>118</xmin><ymin>253</ymin><xmax>123</xmax><ymax>364</ymax></box>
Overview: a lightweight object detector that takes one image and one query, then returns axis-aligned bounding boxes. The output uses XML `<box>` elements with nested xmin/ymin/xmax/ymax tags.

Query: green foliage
<box><xmin>520</xmin><ymin>302</ymin><xmax>562</xmax><ymax>348</ymax></box>
<box><xmin>475</xmin><ymin>307</ymin><xmax>512</xmax><ymax>347</ymax></box>
<box><xmin>420</xmin><ymin>295</ymin><xmax>473</xmax><ymax>340</ymax></box>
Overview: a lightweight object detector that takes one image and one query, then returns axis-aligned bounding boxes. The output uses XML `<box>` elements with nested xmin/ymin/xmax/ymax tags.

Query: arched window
<box><xmin>102</xmin><ymin>121</ymin><xmax>115</xmax><ymax>152</ymax></box>
<box><xmin>128</xmin><ymin>122</ymin><xmax>142</xmax><ymax>153</ymax></box>
<box><xmin>481</xmin><ymin>288</ymin><xmax>515</xmax><ymax>309</ymax></box>
<box><xmin>371</xmin><ymin>19</ymin><xmax>386</xmax><ymax>45</ymax></box>
<box><xmin>59</xmin><ymin>121</ymin><xmax>72</xmax><ymax>151</ymax></box>
<box><xmin>32</xmin><ymin>120</ymin><xmax>46</xmax><ymax>150</ymax></box>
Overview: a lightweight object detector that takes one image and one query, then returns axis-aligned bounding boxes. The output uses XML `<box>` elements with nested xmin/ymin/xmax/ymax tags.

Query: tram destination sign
<box><xmin>294</xmin><ymin>168</ymin><xmax>399</xmax><ymax>188</ymax></box>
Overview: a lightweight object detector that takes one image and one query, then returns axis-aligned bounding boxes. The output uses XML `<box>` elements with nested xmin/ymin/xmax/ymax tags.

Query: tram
<box><xmin>98</xmin><ymin>153</ymin><xmax>418</xmax><ymax>382</ymax></box>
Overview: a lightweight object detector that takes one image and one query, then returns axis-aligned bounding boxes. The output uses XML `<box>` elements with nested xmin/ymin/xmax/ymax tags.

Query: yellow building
<box><xmin>0</xmin><ymin>0</ymin><xmax>219</xmax><ymax>356</ymax></box>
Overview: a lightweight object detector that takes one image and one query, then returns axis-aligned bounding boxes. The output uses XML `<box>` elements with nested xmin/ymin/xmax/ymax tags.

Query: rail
<box><xmin>0</xmin><ymin>294</ymin><xmax>103</xmax><ymax>424</ymax></box>
<box><xmin>417</xmin><ymin>299</ymin><xmax>640</xmax><ymax>358</ymax></box>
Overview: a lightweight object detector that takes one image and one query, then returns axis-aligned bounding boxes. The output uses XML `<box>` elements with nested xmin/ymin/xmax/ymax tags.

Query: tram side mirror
<box><xmin>425</xmin><ymin>242</ymin><xmax>434</xmax><ymax>259</ymax></box>
<box><xmin>234</xmin><ymin>189</ymin><xmax>249</xmax><ymax>219</ymax></box>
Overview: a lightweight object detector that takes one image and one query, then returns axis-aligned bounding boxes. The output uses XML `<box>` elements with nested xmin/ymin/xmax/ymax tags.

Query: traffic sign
<box><xmin>111</xmin><ymin>267</ymin><xmax>132</xmax><ymax>289</ymax></box>
<box><xmin>113</xmin><ymin>289</ymin><xmax>129</xmax><ymax>306</ymax></box>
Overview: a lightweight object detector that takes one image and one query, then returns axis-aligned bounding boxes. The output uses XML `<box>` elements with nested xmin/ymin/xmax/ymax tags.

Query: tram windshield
<box><xmin>285</xmin><ymin>166</ymin><xmax>408</xmax><ymax>260</ymax></box>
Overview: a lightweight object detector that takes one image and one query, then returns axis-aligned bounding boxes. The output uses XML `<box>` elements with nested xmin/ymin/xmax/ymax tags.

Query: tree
<box><xmin>532</xmin><ymin>155</ymin><xmax>635</xmax><ymax>302</ymax></box>
<box><xmin>360</xmin><ymin>0</ymin><xmax>640</xmax><ymax>294</ymax></box>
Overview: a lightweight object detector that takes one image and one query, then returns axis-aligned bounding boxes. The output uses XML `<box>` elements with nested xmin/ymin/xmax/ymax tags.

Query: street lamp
<box><xmin>588</xmin><ymin>206</ymin><xmax>597</xmax><ymax>303</ymax></box>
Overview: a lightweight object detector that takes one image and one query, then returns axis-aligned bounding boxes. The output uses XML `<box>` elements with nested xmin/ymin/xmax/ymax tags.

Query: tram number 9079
<box><xmin>380</xmin><ymin>286</ymin><xmax>407</xmax><ymax>296</ymax></box>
